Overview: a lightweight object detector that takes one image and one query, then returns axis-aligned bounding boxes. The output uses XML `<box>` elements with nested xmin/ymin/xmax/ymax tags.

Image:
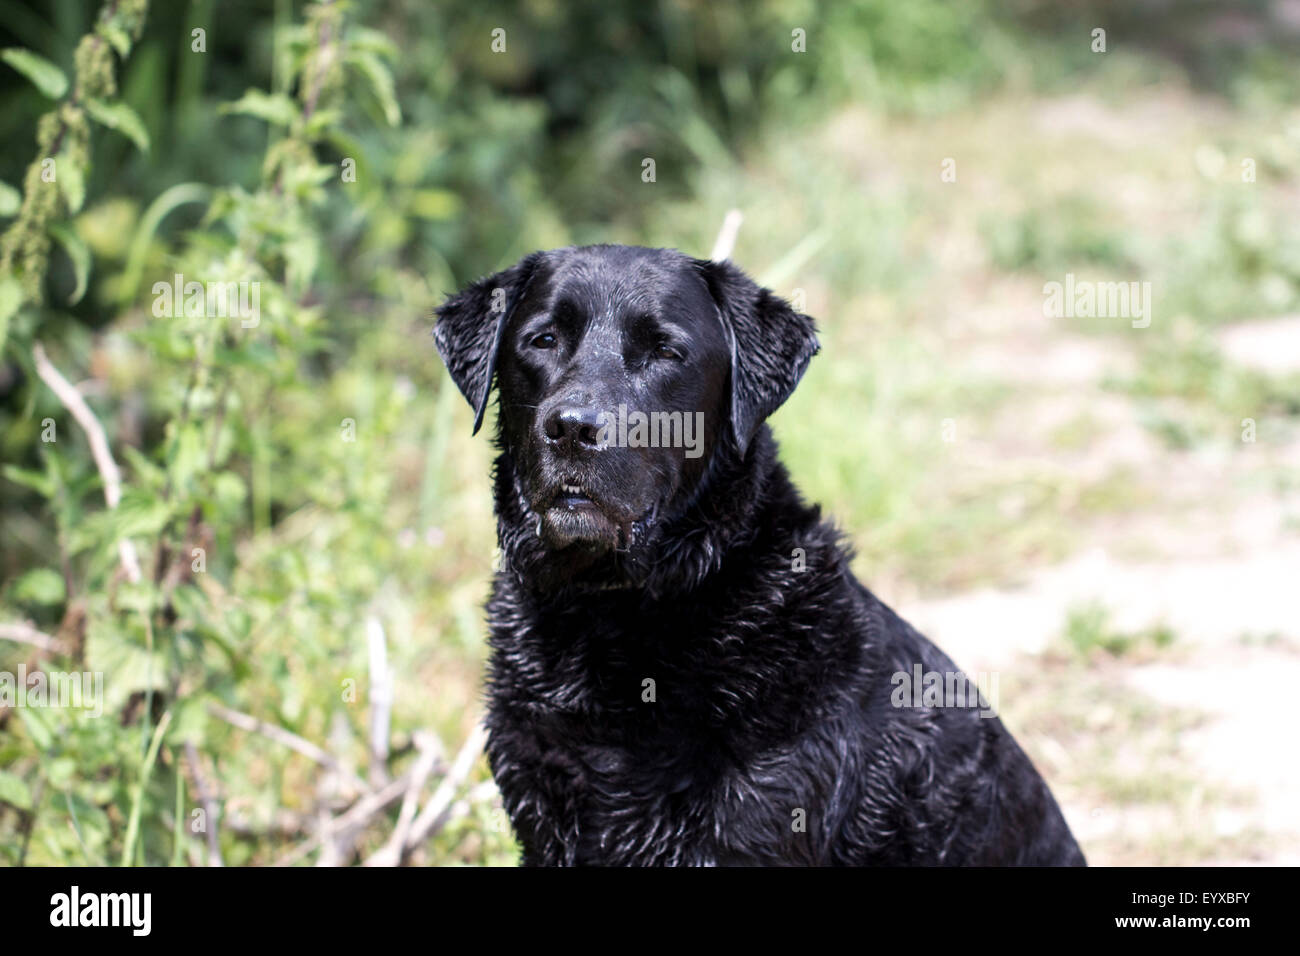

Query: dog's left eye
<box><xmin>652</xmin><ymin>343</ymin><xmax>683</xmax><ymax>361</ymax></box>
<box><xmin>530</xmin><ymin>332</ymin><xmax>558</xmax><ymax>350</ymax></box>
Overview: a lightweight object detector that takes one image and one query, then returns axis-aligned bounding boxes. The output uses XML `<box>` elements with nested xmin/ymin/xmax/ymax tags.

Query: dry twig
<box><xmin>402</xmin><ymin>721</ymin><xmax>489</xmax><ymax>859</ymax></box>
<box><xmin>710</xmin><ymin>208</ymin><xmax>744</xmax><ymax>261</ymax></box>
<box><xmin>0</xmin><ymin>621</ymin><xmax>65</xmax><ymax>653</ymax></box>
<box><xmin>31</xmin><ymin>343</ymin><xmax>142</xmax><ymax>583</ymax></box>
<box><xmin>272</xmin><ymin>771</ymin><xmax>411</xmax><ymax>867</ymax></box>
<box><xmin>363</xmin><ymin>730</ymin><xmax>441</xmax><ymax>866</ymax></box>
<box><xmin>184</xmin><ymin>740</ymin><xmax>225</xmax><ymax>867</ymax></box>
<box><xmin>366</xmin><ymin>614</ymin><xmax>393</xmax><ymax>784</ymax></box>
<box><xmin>207</xmin><ymin>703</ymin><xmax>368</xmax><ymax>794</ymax></box>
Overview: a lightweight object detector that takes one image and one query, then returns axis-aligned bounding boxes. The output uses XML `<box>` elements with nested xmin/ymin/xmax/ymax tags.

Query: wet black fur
<box><xmin>435</xmin><ymin>245</ymin><xmax>1086</xmax><ymax>866</ymax></box>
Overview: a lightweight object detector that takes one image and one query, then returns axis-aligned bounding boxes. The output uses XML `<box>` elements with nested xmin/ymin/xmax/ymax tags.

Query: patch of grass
<box><xmin>1062</xmin><ymin>602</ymin><xmax>1177</xmax><ymax>660</ymax></box>
<box><xmin>981</xmin><ymin>194</ymin><xmax>1137</xmax><ymax>274</ymax></box>
<box><xmin>1236</xmin><ymin>630</ymin><xmax>1298</xmax><ymax>651</ymax></box>
<box><xmin>1135</xmin><ymin>404</ymin><xmax>1203</xmax><ymax>451</ymax></box>
<box><xmin>1106</xmin><ymin>323</ymin><xmax>1300</xmax><ymax>451</ymax></box>
<box><xmin>1048</xmin><ymin>413</ymin><xmax>1106</xmax><ymax>451</ymax></box>
<box><xmin>1124</xmin><ymin>328</ymin><xmax>1293</xmax><ymax>408</ymax></box>
<box><xmin>1072</xmin><ymin>467</ymin><xmax>1155</xmax><ymax>516</ymax></box>
<box><xmin>1161</xmin><ymin>193</ymin><xmax>1300</xmax><ymax>324</ymax></box>
<box><xmin>998</xmin><ymin>651</ymin><xmax>1262</xmax><ymax>865</ymax></box>
<box><xmin>1133</xmin><ymin>825</ymin><xmax>1277</xmax><ymax>867</ymax></box>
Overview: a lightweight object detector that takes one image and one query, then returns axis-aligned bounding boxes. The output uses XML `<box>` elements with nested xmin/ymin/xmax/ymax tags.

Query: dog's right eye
<box><xmin>530</xmin><ymin>332</ymin><xmax>558</xmax><ymax>350</ymax></box>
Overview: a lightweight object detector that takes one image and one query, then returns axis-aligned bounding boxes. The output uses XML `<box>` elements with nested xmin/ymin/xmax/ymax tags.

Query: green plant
<box><xmin>0</xmin><ymin>0</ymin><xmax>508</xmax><ymax>867</ymax></box>
<box><xmin>1063</xmin><ymin>602</ymin><xmax>1176</xmax><ymax>660</ymax></box>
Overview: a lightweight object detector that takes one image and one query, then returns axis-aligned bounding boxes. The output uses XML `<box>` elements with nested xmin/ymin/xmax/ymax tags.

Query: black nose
<box><xmin>543</xmin><ymin>406</ymin><xmax>605</xmax><ymax>452</ymax></box>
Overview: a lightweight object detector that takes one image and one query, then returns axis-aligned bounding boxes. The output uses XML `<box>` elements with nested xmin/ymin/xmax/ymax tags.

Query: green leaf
<box><xmin>18</xmin><ymin>708</ymin><xmax>54</xmax><ymax>750</ymax></box>
<box><xmin>116</xmin><ymin>580</ymin><xmax>159</xmax><ymax>617</ymax></box>
<box><xmin>0</xmin><ymin>275</ymin><xmax>22</xmax><ymax>355</ymax></box>
<box><xmin>0</xmin><ymin>771</ymin><xmax>33</xmax><ymax>810</ymax></box>
<box><xmin>0</xmin><ymin>180</ymin><xmax>21</xmax><ymax>217</ymax></box>
<box><xmin>2</xmin><ymin>464</ymin><xmax>53</xmax><ymax>497</ymax></box>
<box><xmin>83</xmin><ymin>98</ymin><xmax>150</xmax><ymax>153</ymax></box>
<box><xmin>122</xmin><ymin>710</ymin><xmax>171</xmax><ymax>866</ymax></box>
<box><xmin>170</xmin><ymin>423</ymin><xmax>206</xmax><ymax>490</ymax></box>
<box><xmin>65</xmin><ymin>793</ymin><xmax>109</xmax><ymax>865</ymax></box>
<box><xmin>84</xmin><ymin>629</ymin><xmax>167</xmax><ymax>708</ymax></box>
<box><xmin>56</xmin><ymin>152</ymin><xmax>85</xmax><ymax>213</ymax></box>
<box><xmin>120</xmin><ymin>445</ymin><xmax>164</xmax><ymax>487</ymax></box>
<box><xmin>1</xmin><ymin>48</ymin><xmax>68</xmax><ymax>99</ymax></box>
<box><xmin>325</xmin><ymin>129</ymin><xmax>367</xmax><ymax>183</ymax></box>
<box><xmin>220</xmin><ymin>89</ymin><xmax>300</xmax><ymax>128</ymax></box>
<box><xmin>168</xmin><ymin>693</ymin><xmax>209</xmax><ymax>745</ymax></box>
<box><xmin>66</xmin><ymin>492</ymin><xmax>172</xmax><ymax>557</ymax></box>
<box><xmin>107</xmin><ymin>493</ymin><xmax>174</xmax><ymax>540</ymax></box>
<box><xmin>283</xmin><ymin>234</ymin><xmax>319</xmax><ymax>295</ymax></box>
<box><xmin>48</xmin><ymin>223</ymin><xmax>91</xmax><ymax>305</ymax></box>
<box><xmin>45</xmin><ymin>757</ymin><xmax>76</xmax><ymax>788</ymax></box>
<box><xmin>118</xmin><ymin>183</ymin><xmax>209</xmax><ymax>304</ymax></box>
<box><xmin>11</xmin><ymin>567</ymin><xmax>66</xmax><ymax>605</ymax></box>
<box><xmin>171</xmin><ymin>768</ymin><xmax>186</xmax><ymax>866</ymax></box>
<box><xmin>303</xmin><ymin>107</ymin><xmax>342</xmax><ymax>138</ymax></box>
<box><xmin>348</xmin><ymin>27</ymin><xmax>400</xmax><ymax>61</ymax></box>
<box><xmin>213</xmin><ymin>471</ymin><xmax>246</xmax><ymax>511</ymax></box>
<box><xmin>411</xmin><ymin>189</ymin><xmax>461</xmax><ymax>221</ymax></box>
<box><xmin>346</xmin><ymin>50</ymin><xmax>401</xmax><ymax>127</ymax></box>
<box><xmin>98</xmin><ymin>22</ymin><xmax>131</xmax><ymax>58</ymax></box>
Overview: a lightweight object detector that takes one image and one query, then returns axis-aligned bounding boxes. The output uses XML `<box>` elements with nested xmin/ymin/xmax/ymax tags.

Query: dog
<box><xmin>434</xmin><ymin>244</ymin><xmax>1086</xmax><ymax>866</ymax></box>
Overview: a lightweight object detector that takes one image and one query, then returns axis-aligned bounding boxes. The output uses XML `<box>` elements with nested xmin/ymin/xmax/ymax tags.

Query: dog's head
<box><xmin>435</xmin><ymin>244</ymin><xmax>818</xmax><ymax>582</ymax></box>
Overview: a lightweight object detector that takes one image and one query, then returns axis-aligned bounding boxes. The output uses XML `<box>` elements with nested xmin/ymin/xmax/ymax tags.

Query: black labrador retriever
<box><xmin>435</xmin><ymin>244</ymin><xmax>1086</xmax><ymax>866</ymax></box>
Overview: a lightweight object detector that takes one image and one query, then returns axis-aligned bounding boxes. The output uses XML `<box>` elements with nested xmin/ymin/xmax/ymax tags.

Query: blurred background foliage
<box><xmin>1</xmin><ymin>0</ymin><xmax>1298</xmax><ymax>865</ymax></box>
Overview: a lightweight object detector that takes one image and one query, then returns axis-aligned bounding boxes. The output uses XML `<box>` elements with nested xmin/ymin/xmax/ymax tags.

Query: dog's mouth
<box><xmin>537</xmin><ymin>479</ymin><xmax>617</xmax><ymax>550</ymax></box>
<box><xmin>556</xmin><ymin>482</ymin><xmax>598</xmax><ymax>510</ymax></box>
<box><xmin>533</xmin><ymin>478</ymin><xmax>657</xmax><ymax>554</ymax></box>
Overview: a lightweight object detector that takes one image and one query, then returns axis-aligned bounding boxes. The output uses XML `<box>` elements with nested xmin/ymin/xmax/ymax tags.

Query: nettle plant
<box><xmin>0</xmin><ymin>2</ymin><xmax>486</xmax><ymax>866</ymax></box>
<box><xmin>0</xmin><ymin>0</ymin><xmax>150</xmax><ymax>313</ymax></box>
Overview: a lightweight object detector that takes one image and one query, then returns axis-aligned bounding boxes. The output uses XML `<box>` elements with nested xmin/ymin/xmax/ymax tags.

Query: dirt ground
<box><xmin>907</xmin><ymin>314</ymin><xmax>1300</xmax><ymax>865</ymax></box>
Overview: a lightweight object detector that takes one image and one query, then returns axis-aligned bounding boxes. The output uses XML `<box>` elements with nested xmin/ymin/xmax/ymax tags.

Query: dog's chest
<box><xmin>494</xmin><ymin>705</ymin><xmax>818</xmax><ymax>866</ymax></box>
<box><xmin>486</xmin><ymin>576</ymin><xmax>855</xmax><ymax>865</ymax></box>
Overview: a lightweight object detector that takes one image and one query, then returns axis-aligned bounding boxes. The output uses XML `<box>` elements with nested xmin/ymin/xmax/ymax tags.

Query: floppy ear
<box><xmin>694</xmin><ymin>258</ymin><xmax>820</xmax><ymax>456</ymax></box>
<box><xmin>433</xmin><ymin>254</ymin><xmax>541</xmax><ymax>435</ymax></box>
